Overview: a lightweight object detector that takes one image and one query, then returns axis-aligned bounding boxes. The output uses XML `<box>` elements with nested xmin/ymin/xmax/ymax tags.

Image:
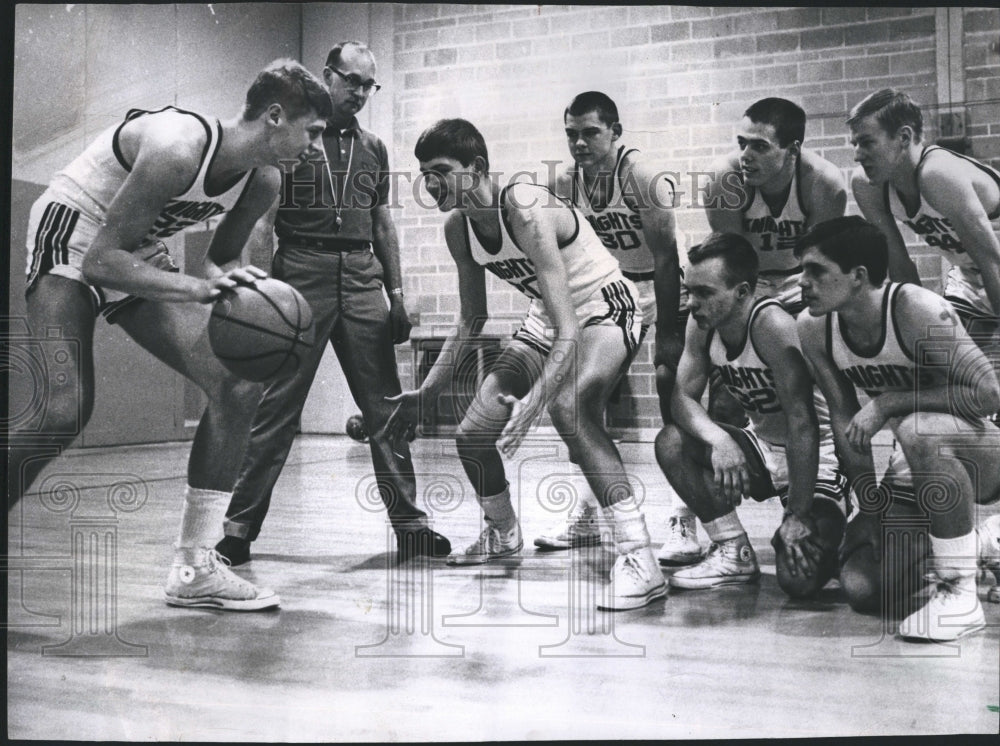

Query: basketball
<box><xmin>209</xmin><ymin>279</ymin><xmax>315</xmax><ymax>382</ymax></box>
<box><xmin>346</xmin><ymin>413</ymin><xmax>369</xmax><ymax>442</ymax></box>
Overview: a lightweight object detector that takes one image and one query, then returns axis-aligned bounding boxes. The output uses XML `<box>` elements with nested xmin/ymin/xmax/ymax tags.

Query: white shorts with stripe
<box><xmin>725</xmin><ymin>421</ymin><xmax>849</xmax><ymax>515</ymax></box>
<box><xmin>26</xmin><ymin>194</ymin><xmax>178</xmax><ymax>322</ymax></box>
<box><xmin>512</xmin><ymin>278</ymin><xmax>642</xmax><ymax>357</ymax></box>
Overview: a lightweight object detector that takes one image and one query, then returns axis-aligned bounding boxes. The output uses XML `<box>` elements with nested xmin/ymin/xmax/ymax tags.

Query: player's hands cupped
<box><xmin>388</xmin><ymin>299</ymin><xmax>413</xmax><ymax>345</ymax></box>
<box><xmin>497</xmin><ymin>394</ymin><xmax>540</xmax><ymax>457</ymax></box>
<box><xmin>845</xmin><ymin>399</ymin><xmax>886</xmax><ymax>452</ymax></box>
<box><xmin>773</xmin><ymin>512</ymin><xmax>823</xmax><ymax>578</ymax></box>
<box><xmin>383</xmin><ymin>390</ymin><xmax>421</xmax><ymax>449</ymax></box>
<box><xmin>709</xmin><ymin>433</ymin><xmax>749</xmax><ymax>502</ymax></box>
<box><xmin>200</xmin><ymin>266</ymin><xmax>268</xmax><ymax>303</ymax></box>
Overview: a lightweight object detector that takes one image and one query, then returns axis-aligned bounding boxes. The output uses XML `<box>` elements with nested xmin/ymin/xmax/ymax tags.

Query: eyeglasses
<box><xmin>328</xmin><ymin>67</ymin><xmax>381</xmax><ymax>94</ymax></box>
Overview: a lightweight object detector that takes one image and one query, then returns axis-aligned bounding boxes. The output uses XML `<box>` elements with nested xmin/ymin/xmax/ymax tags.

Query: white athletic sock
<box><xmin>606</xmin><ymin>495</ymin><xmax>652</xmax><ymax>554</ymax></box>
<box><xmin>703</xmin><ymin>511</ymin><xmax>746</xmax><ymax>544</ymax></box>
<box><xmin>478</xmin><ymin>485</ymin><xmax>517</xmax><ymax>531</ymax></box>
<box><xmin>931</xmin><ymin>532</ymin><xmax>979</xmax><ymax>588</ymax></box>
<box><xmin>175</xmin><ymin>485</ymin><xmax>231</xmax><ymax>561</ymax></box>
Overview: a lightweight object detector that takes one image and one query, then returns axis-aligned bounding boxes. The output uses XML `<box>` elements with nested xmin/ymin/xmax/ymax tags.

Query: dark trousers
<box><xmin>223</xmin><ymin>244</ymin><xmax>427</xmax><ymax>540</ymax></box>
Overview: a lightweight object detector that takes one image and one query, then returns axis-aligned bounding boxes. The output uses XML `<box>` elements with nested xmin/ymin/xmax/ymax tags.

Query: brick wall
<box><xmin>388</xmin><ymin>5</ymin><xmax>999</xmax><ymax>430</ymax></box>
<box><xmin>965</xmin><ymin>7</ymin><xmax>1000</xmax><ymax>169</ymax></box>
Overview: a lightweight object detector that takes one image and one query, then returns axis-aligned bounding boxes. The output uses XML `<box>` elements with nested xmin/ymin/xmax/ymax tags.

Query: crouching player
<box><xmin>796</xmin><ymin>216</ymin><xmax>1000</xmax><ymax>641</ymax></box>
<box><xmin>385</xmin><ymin>119</ymin><xmax>666</xmax><ymax>610</ymax></box>
<box><xmin>655</xmin><ymin>233</ymin><xmax>848</xmax><ymax>597</ymax></box>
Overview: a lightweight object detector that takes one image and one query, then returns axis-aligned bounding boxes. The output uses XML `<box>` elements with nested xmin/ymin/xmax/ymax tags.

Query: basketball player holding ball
<box><xmin>655</xmin><ymin>233</ymin><xmax>848</xmax><ymax>597</ymax></box>
<box><xmin>10</xmin><ymin>59</ymin><xmax>333</xmax><ymax>610</ymax></box>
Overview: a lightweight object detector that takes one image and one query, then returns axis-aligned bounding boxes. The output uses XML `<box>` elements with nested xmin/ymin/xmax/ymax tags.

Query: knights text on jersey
<box><xmin>740</xmin><ymin>159</ymin><xmax>809</xmax><ymax>275</ymax></box>
<box><xmin>46</xmin><ymin>106</ymin><xmax>255</xmax><ymax>247</ymax></box>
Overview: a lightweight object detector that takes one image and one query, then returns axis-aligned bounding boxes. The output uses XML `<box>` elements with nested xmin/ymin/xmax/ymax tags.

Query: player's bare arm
<box><xmin>82</xmin><ymin>112</ymin><xmax>262</xmax><ymax>303</ymax></box>
<box><xmin>628</xmin><ymin>158</ymin><xmax>683</xmax><ymax>366</ymax></box>
<box><xmin>497</xmin><ymin>184</ymin><xmax>582</xmax><ymax>456</ymax></box>
<box><xmin>866</xmin><ymin>284</ymin><xmax>1000</xmax><ymax>427</ymax></box>
<box><xmin>799</xmin><ymin>150</ymin><xmax>847</xmax><ymax>226</ymax></box>
<box><xmin>920</xmin><ymin>158</ymin><xmax>1000</xmax><ymax>317</ymax></box>
<box><xmin>703</xmin><ymin>154</ymin><xmax>747</xmax><ymax>234</ymax></box>
<box><xmin>755</xmin><ymin>306</ymin><xmax>820</xmax><ymax>516</ymax></box>
<box><xmin>670</xmin><ymin>316</ymin><xmax>750</xmax><ymax>500</ymax></box>
<box><xmin>851</xmin><ymin>167</ymin><xmax>921</xmax><ymax>284</ymax></box>
<box><xmin>201</xmin><ymin>167</ymin><xmax>279</xmax><ymax>288</ymax></box>
<box><xmin>797</xmin><ymin>312</ymin><xmax>876</xmax><ymax>482</ymax></box>
<box><xmin>385</xmin><ymin>211</ymin><xmax>487</xmax><ymax>442</ymax></box>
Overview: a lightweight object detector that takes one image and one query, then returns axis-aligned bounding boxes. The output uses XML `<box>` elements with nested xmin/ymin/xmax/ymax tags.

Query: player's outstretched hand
<box><xmin>383</xmin><ymin>390</ymin><xmax>421</xmax><ymax>449</ymax></box>
<box><xmin>201</xmin><ymin>266</ymin><xmax>268</xmax><ymax>303</ymax></box>
<box><xmin>497</xmin><ymin>393</ymin><xmax>539</xmax><ymax>458</ymax></box>
<box><xmin>845</xmin><ymin>399</ymin><xmax>886</xmax><ymax>453</ymax></box>
<box><xmin>709</xmin><ymin>432</ymin><xmax>749</xmax><ymax>502</ymax></box>
<box><xmin>773</xmin><ymin>511</ymin><xmax>823</xmax><ymax>578</ymax></box>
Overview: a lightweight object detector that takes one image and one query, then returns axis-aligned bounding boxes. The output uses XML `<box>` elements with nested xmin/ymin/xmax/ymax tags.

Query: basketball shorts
<box><xmin>628</xmin><ymin>275</ymin><xmax>689</xmax><ymax>356</ymax></box>
<box><xmin>513</xmin><ymin>278</ymin><xmax>642</xmax><ymax>357</ymax></box>
<box><xmin>881</xmin><ymin>414</ymin><xmax>999</xmax><ymax>507</ymax></box>
<box><xmin>25</xmin><ymin>194</ymin><xmax>178</xmax><ymax>324</ymax></box>
<box><xmin>944</xmin><ymin>265</ymin><xmax>996</xmax><ymax>324</ymax></box>
<box><xmin>716</xmin><ymin>421</ymin><xmax>850</xmax><ymax>515</ymax></box>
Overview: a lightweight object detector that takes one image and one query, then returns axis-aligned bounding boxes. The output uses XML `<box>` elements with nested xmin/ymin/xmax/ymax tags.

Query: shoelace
<box><xmin>617</xmin><ymin>553</ymin><xmax>650</xmax><ymax>583</ymax></box>
<box><xmin>668</xmin><ymin>517</ymin><xmax>689</xmax><ymax>539</ymax></box>
<box><xmin>923</xmin><ymin>572</ymin><xmax>962</xmax><ymax>600</ymax></box>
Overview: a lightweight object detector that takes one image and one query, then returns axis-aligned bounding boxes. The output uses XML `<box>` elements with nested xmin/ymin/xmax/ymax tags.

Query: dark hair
<box><xmin>325</xmin><ymin>41</ymin><xmax>372</xmax><ymax>69</ymax></box>
<box><xmin>847</xmin><ymin>88</ymin><xmax>923</xmax><ymax>141</ymax></box>
<box><xmin>794</xmin><ymin>216</ymin><xmax>888</xmax><ymax>286</ymax></box>
<box><xmin>565</xmin><ymin>91</ymin><xmax>619</xmax><ymax>126</ymax></box>
<box><xmin>688</xmin><ymin>232</ymin><xmax>759</xmax><ymax>292</ymax></box>
<box><xmin>414</xmin><ymin>118</ymin><xmax>490</xmax><ymax>172</ymax></box>
<box><xmin>243</xmin><ymin>58</ymin><xmax>332</xmax><ymax>122</ymax></box>
<box><xmin>744</xmin><ymin>97</ymin><xmax>806</xmax><ymax>147</ymax></box>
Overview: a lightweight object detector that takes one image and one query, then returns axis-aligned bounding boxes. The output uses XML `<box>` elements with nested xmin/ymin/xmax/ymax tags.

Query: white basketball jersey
<box><xmin>571</xmin><ymin>146</ymin><xmax>675</xmax><ymax>324</ymax></box>
<box><xmin>709</xmin><ymin>298</ymin><xmax>832</xmax><ymax>446</ymax></box>
<box><xmin>828</xmin><ymin>283</ymin><xmax>919</xmax><ymax>399</ymax></box>
<box><xmin>886</xmin><ymin>145</ymin><xmax>1000</xmax><ymax>316</ymax></box>
<box><xmin>465</xmin><ymin>183</ymin><xmax>623</xmax><ymax>325</ymax></box>
<box><xmin>740</xmin><ymin>161</ymin><xmax>809</xmax><ymax>275</ymax></box>
<box><xmin>48</xmin><ymin>106</ymin><xmax>255</xmax><ymax>247</ymax></box>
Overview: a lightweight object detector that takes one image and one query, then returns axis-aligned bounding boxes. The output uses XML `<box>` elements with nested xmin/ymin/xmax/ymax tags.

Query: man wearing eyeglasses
<box><xmin>216</xmin><ymin>41</ymin><xmax>452</xmax><ymax>567</ymax></box>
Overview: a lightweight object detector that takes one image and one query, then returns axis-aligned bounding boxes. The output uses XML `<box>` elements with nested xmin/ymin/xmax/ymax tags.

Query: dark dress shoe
<box><xmin>215</xmin><ymin>535</ymin><xmax>252</xmax><ymax>567</ymax></box>
<box><xmin>396</xmin><ymin>527</ymin><xmax>451</xmax><ymax>562</ymax></box>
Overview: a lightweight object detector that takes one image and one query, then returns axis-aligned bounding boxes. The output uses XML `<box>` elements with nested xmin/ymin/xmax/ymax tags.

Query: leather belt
<box><xmin>622</xmin><ymin>270</ymin><xmax>656</xmax><ymax>282</ymax></box>
<box><xmin>283</xmin><ymin>236</ymin><xmax>372</xmax><ymax>252</ymax></box>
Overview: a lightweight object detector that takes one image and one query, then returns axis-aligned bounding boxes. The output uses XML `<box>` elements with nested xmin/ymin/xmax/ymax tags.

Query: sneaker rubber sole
<box><xmin>533</xmin><ymin>534</ymin><xmax>602</xmax><ymax>551</ymax></box>
<box><xmin>657</xmin><ymin>550</ymin><xmax>704</xmax><ymax>567</ymax></box>
<box><xmin>597</xmin><ymin>581</ymin><xmax>668</xmax><ymax>611</ymax></box>
<box><xmin>446</xmin><ymin>542</ymin><xmax>523</xmax><ymax>566</ymax></box>
<box><xmin>164</xmin><ymin>589</ymin><xmax>280</xmax><ymax>611</ymax></box>
<box><xmin>669</xmin><ymin>569</ymin><xmax>761</xmax><ymax>590</ymax></box>
<box><xmin>898</xmin><ymin>619</ymin><xmax>986</xmax><ymax>642</ymax></box>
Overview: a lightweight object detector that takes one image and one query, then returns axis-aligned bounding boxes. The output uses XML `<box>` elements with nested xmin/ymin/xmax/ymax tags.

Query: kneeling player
<box><xmin>797</xmin><ymin>216</ymin><xmax>1000</xmax><ymax>641</ymax></box>
<box><xmin>386</xmin><ymin>118</ymin><xmax>666</xmax><ymax>611</ymax></box>
<box><xmin>655</xmin><ymin>233</ymin><xmax>847</xmax><ymax>597</ymax></box>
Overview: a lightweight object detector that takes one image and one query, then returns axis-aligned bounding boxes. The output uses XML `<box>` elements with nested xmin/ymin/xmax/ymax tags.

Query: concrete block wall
<box><xmin>387</xmin><ymin>5</ymin><xmax>1000</xmax><ymax>431</ymax></box>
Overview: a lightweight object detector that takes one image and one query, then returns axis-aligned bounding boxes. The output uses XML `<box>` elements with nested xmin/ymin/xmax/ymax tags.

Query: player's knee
<box><xmin>455</xmin><ymin>417</ymin><xmax>498</xmax><ymax>454</ymax></box>
<box><xmin>216</xmin><ymin>377</ymin><xmax>265</xmax><ymax>418</ymax></box>
<box><xmin>893</xmin><ymin>414</ymin><xmax>943</xmax><ymax>463</ymax></box>
<box><xmin>839</xmin><ymin>551</ymin><xmax>880</xmax><ymax>613</ymax></box>
<box><xmin>654</xmin><ymin>426</ymin><xmax>685</xmax><ymax>472</ymax></box>
<box><xmin>35</xmin><ymin>387</ymin><xmax>93</xmax><ymax>441</ymax></box>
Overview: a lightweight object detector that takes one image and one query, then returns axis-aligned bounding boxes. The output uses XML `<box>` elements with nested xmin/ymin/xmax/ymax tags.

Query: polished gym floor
<box><xmin>7</xmin><ymin>434</ymin><xmax>1000</xmax><ymax>740</ymax></box>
